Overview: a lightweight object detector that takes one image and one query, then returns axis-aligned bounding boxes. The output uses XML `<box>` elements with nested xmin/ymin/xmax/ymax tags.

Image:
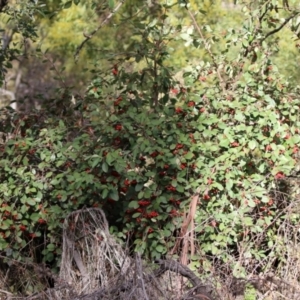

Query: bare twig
<box><xmin>135</xmin><ymin>253</ymin><xmax>149</xmax><ymax>300</ymax></box>
<box><xmin>171</xmin><ymin>187</ymin><xmax>200</xmax><ymax>264</ymax></box>
<box><xmin>0</xmin><ymin>288</ymin><xmax>13</xmax><ymax>296</ymax></box>
<box><xmin>259</xmin><ymin>3</ymin><xmax>270</xmax><ymax>24</ymax></box>
<box><xmin>0</xmin><ymin>0</ymin><xmax>8</xmax><ymax>13</ymax></box>
<box><xmin>261</xmin><ymin>12</ymin><xmax>299</xmax><ymax>43</ymax></box>
<box><xmin>186</xmin><ymin>9</ymin><xmax>225</xmax><ymax>93</ymax></box>
<box><xmin>154</xmin><ymin>259</ymin><xmax>215</xmax><ymax>300</ymax></box>
<box><xmin>74</xmin><ymin>0</ymin><xmax>126</xmax><ymax>61</ymax></box>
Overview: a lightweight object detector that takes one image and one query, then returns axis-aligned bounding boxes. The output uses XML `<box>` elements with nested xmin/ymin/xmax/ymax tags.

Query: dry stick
<box><xmin>262</xmin><ymin>12</ymin><xmax>299</xmax><ymax>42</ymax></box>
<box><xmin>180</xmin><ymin>189</ymin><xmax>199</xmax><ymax>265</ymax></box>
<box><xmin>186</xmin><ymin>9</ymin><xmax>225</xmax><ymax>93</ymax></box>
<box><xmin>189</xmin><ymin>188</ymin><xmax>199</xmax><ymax>257</ymax></box>
<box><xmin>74</xmin><ymin>0</ymin><xmax>126</xmax><ymax>61</ymax></box>
<box><xmin>0</xmin><ymin>289</ymin><xmax>13</xmax><ymax>296</ymax></box>
<box><xmin>0</xmin><ymin>0</ymin><xmax>8</xmax><ymax>13</ymax></box>
<box><xmin>135</xmin><ymin>253</ymin><xmax>149</xmax><ymax>300</ymax></box>
<box><xmin>154</xmin><ymin>260</ymin><xmax>214</xmax><ymax>300</ymax></box>
<box><xmin>170</xmin><ymin>209</ymin><xmax>190</xmax><ymax>257</ymax></box>
<box><xmin>171</xmin><ymin>188</ymin><xmax>200</xmax><ymax>265</ymax></box>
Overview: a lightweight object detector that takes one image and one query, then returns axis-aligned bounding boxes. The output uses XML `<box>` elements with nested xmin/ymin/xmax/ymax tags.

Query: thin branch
<box><xmin>233</xmin><ymin>10</ymin><xmax>299</xmax><ymax>91</ymax></box>
<box><xmin>74</xmin><ymin>0</ymin><xmax>126</xmax><ymax>61</ymax></box>
<box><xmin>261</xmin><ymin>12</ymin><xmax>299</xmax><ymax>43</ymax></box>
<box><xmin>259</xmin><ymin>2</ymin><xmax>270</xmax><ymax>24</ymax></box>
<box><xmin>154</xmin><ymin>260</ymin><xmax>214</xmax><ymax>300</ymax></box>
<box><xmin>186</xmin><ymin>9</ymin><xmax>226</xmax><ymax>93</ymax></box>
<box><xmin>0</xmin><ymin>289</ymin><xmax>13</xmax><ymax>296</ymax></box>
<box><xmin>0</xmin><ymin>0</ymin><xmax>8</xmax><ymax>13</ymax></box>
<box><xmin>170</xmin><ymin>187</ymin><xmax>200</xmax><ymax>263</ymax></box>
<box><xmin>135</xmin><ymin>253</ymin><xmax>149</xmax><ymax>300</ymax></box>
<box><xmin>152</xmin><ymin>58</ymin><xmax>159</xmax><ymax>108</ymax></box>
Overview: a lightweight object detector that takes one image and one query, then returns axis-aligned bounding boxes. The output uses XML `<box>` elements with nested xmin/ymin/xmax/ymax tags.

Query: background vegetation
<box><xmin>1</xmin><ymin>0</ymin><xmax>300</xmax><ymax>299</ymax></box>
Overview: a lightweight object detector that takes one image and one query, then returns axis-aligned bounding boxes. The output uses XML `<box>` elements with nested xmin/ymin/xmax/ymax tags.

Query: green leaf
<box><xmin>243</xmin><ymin>217</ymin><xmax>253</xmax><ymax>226</ymax></box>
<box><xmin>56</xmin><ymin>160</ymin><xmax>65</xmax><ymax>167</ymax></box>
<box><xmin>247</xmin><ymin>199</ymin><xmax>256</xmax><ymax>208</ymax></box>
<box><xmin>184</xmin><ymin>152</ymin><xmax>194</xmax><ymax>160</ymax></box>
<box><xmin>135</xmin><ymin>183</ymin><xmax>144</xmax><ymax>192</ymax></box>
<box><xmin>102</xmin><ymin>189</ymin><xmax>108</xmax><ymax>199</ymax></box>
<box><xmin>156</xmin><ymin>244</ymin><xmax>165</xmax><ymax>253</ymax></box>
<box><xmin>50</xmin><ymin>177</ymin><xmax>61</xmax><ymax>185</ymax></box>
<box><xmin>23</xmin><ymin>156</ymin><xmax>29</xmax><ymax>166</ymax></box>
<box><xmin>233</xmin><ymin>263</ymin><xmax>246</xmax><ymax>278</ymax></box>
<box><xmin>30</xmin><ymin>213</ymin><xmax>40</xmax><ymax>222</ymax></box>
<box><xmin>248</xmin><ymin>140</ymin><xmax>257</xmax><ymax>150</ymax></box>
<box><xmin>163</xmin><ymin>229</ymin><xmax>171</xmax><ymax>237</ymax></box>
<box><xmin>109</xmin><ymin>190</ymin><xmax>119</xmax><ymax>201</ymax></box>
<box><xmin>91</xmin><ymin>157</ymin><xmax>101</xmax><ymax>168</ymax></box>
<box><xmin>171</xmin><ymin>180</ymin><xmax>177</xmax><ymax>187</ymax></box>
<box><xmin>35</xmin><ymin>191</ymin><xmax>43</xmax><ymax>201</ymax></box>
<box><xmin>40</xmin><ymin>152</ymin><xmax>46</xmax><ymax>160</ymax></box>
<box><xmin>212</xmin><ymin>182</ymin><xmax>224</xmax><ymax>191</ymax></box>
<box><xmin>1</xmin><ymin>221</ymin><xmax>10</xmax><ymax>230</ymax></box>
<box><xmin>106</xmin><ymin>153</ymin><xmax>114</xmax><ymax>165</ymax></box>
<box><xmin>108</xmin><ymin>0</ymin><xmax>115</xmax><ymax>10</ymax></box>
<box><xmin>21</xmin><ymin>205</ymin><xmax>28</xmax><ymax>214</ymax></box>
<box><xmin>26</xmin><ymin>198</ymin><xmax>36</xmax><ymax>206</ymax></box>
<box><xmin>176</xmin><ymin>185</ymin><xmax>184</xmax><ymax>193</ymax></box>
<box><xmin>47</xmin><ymin>243</ymin><xmax>56</xmax><ymax>251</ymax></box>
<box><xmin>211</xmin><ymin>244</ymin><xmax>219</xmax><ymax>255</ymax></box>
<box><xmin>33</xmin><ymin>181</ymin><xmax>44</xmax><ymax>190</ymax></box>
<box><xmin>64</xmin><ymin>1</ymin><xmax>72</xmax><ymax>9</ymax></box>
<box><xmin>219</xmin><ymin>223</ymin><xmax>225</xmax><ymax>231</ymax></box>
<box><xmin>102</xmin><ymin>162</ymin><xmax>108</xmax><ymax>172</ymax></box>
<box><xmin>132</xmin><ymin>212</ymin><xmax>141</xmax><ymax>218</ymax></box>
<box><xmin>226</xmin><ymin>179</ymin><xmax>233</xmax><ymax>190</ymax></box>
<box><xmin>128</xmin><ymin>201</ymin><xmax>139</xmax><ymax>209</ymax></box>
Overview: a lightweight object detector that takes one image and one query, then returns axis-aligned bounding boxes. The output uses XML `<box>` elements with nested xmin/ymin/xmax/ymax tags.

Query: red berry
<box><xmin>275</xmin><ymin>172</ymin><xmax>285</xmax><ymax>180</ymax></box>
<box><xmin>38</xmin><ymin>218</ymin><xmax>46</xmax><ymax>224</ymax></box>
<box><xmin>112</xmin><ymin>65</ymin><xmax>118</xmax><ymax>76</ymax></box>
<box><xmin>114</xmin><ymin>124</ymin><xmax>122</xmax><ymax>131</ymax></box>
<box><xmin>124</xmin><ymin>179</ymin><xmax>130</xmax><ymax>186</ymax></box>
<box><xmin>265</xmin><ymin>145</ymin><xmax>272</xmax><ymax>151</ymax></box>
<box><xmin>175</xmin><ymin>107</ymin><xmax>183</xmax><ymax>114</ymax></box>
<box><xmin>19</xmin><ymin>225</ymin><xmax>27</xmax><ymax>232</ymax></box>
<box><xmin>203</xmin><ymin>194</ymin><xmax>210</xmax><ymax>200</ymax></box>
<box><xmin>150</xmin><ymin>151</ymin><xmax>158</xmax><ymax>158</ymax></box>
<box><xmin>170</xmin><ymin>88</ymin><xmax>179</xmax><ymax>95</ymax></box>
<box><xmin>293</xmin><ymin>146</ymin><xmax>299</xmax><ymax>153</ymax></box>
<box><xmin>207</xmin><ymin>178</ymin><xmax>213</xmax><ymax>185</ymax></box>
<box><xmin>180</xmin><ymin>163</ymin><xmax>186</xmax><ymax>170</ymax></box>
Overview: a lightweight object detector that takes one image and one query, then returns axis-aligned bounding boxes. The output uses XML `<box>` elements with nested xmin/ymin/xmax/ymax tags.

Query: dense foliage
<box><xmin>1</xmin><ymin>0</ymin><xmax>300</xmax><ymax>296</ymax></box>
